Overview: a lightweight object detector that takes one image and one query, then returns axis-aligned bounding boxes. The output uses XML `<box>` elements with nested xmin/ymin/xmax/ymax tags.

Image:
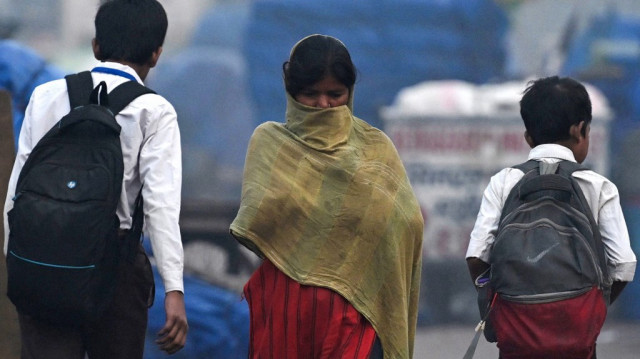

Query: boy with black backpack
<box><xmin>466</xmin><ymin>76</ymin><xmax>636</xmax><ymax>358</ymax></box>
<box><xmin>3</xmin><ymin>1</ymin><xmax>188</xmax><ymax>358</ymax></box>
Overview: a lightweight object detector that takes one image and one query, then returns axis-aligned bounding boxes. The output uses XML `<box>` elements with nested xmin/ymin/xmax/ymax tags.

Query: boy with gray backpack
<box><xmin>466</xmin><ymin>76</ymin><xmax>636</xmax><ymax>358</ymax></box>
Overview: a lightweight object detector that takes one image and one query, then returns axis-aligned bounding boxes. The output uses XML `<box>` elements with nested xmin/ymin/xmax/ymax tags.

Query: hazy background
<box><xmin>2</xmin><ymin>0</ymin><xmax>640</xmax><ymax>358</ymax></box>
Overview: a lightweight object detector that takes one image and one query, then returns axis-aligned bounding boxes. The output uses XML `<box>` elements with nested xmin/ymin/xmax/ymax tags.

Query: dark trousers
<box><xmin>369</xmin><ymin>337</ymin><xmax>383</xmax><ymax>359</ymax></box>
<box><xmin>18</xmin><ymin>243</ymin><xmax>154</xmax><ymax>359</ymax></box>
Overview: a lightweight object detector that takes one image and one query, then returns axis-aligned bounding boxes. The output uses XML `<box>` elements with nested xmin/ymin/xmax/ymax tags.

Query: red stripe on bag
<box><xmin>492</xmin><ymin>287</ymin><xmax>606</xmax><ymax>359</ymax></box>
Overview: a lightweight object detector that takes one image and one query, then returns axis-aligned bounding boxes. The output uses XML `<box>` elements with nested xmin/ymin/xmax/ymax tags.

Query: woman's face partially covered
<box><xmin>294</xmin><ymin>75</ymin><xmax>349</xmax><ymax>109</ymax></box>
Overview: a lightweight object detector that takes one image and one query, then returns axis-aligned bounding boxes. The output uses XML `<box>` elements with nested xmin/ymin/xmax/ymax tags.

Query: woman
<box><xmin>230</xmin><ymin>34</ymin><xmax>423</xmax><ymax>359</ymax></box>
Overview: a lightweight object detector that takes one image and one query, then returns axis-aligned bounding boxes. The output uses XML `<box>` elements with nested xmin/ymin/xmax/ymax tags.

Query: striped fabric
<box><xmin>231</xmin><ymin>91</ymin><xmax>423</xmax><ymax>358</ymax></box>
<box><xmin>244</xmin><ymin>259</ymin><xmax>377</xmax><ymax>359</ymax></box>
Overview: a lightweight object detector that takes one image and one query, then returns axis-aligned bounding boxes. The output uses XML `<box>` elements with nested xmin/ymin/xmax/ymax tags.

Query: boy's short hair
<box><xmin>519</xmin><ymin>76</ymin><xmax>592</xmax><ymax>146</ymax></box>
<box><xmin>94</xmin><ymin>0</ymin><xmax>168</xmax><ymax>66</ymax></box>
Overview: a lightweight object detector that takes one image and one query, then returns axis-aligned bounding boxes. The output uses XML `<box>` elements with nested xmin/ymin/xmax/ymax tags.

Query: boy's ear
<box><xmin>147</xmin><ymin>46</ymin><xmax>163</xmax><ymax>68</ymax></box>
<box><xmin>92</xmin><ymin>38</ymin><xmax>102</xmax><ymax>61</ymax></box>
<box><xmin>569</xmin><ymin>121</ymin><xmax>586</xmax><ymax>141</ymax></box>
<box><xmin>524</xmin><ymin>131</ymin><xmax>536</xmax><ymax>148</ymax></box>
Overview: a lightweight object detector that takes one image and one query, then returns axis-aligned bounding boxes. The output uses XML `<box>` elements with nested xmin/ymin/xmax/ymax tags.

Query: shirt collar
<box><xmin>92</xmin><ymin>61</ymin><xmax>143</xmax><ymax>84</ymax></box>
<box><xmin>528</xmin><ymin>143</ymin><xmax>577</xmax><ymax>162</ymax></box>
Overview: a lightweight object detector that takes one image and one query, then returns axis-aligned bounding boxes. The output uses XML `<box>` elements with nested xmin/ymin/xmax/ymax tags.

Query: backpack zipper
<box><xmin>9</xmin><ymin>251</ymin><xmax>96</xmax><ymax>270</ymax></box>
<box><xmin>500</xmin><ymin>286</ymin><xmax>593</xmax><ymax>304</ymax></box>
<box><xmin>499</xmin><ymin>198</ymin><xmax>592</xmax><ymax>235</ymax></box>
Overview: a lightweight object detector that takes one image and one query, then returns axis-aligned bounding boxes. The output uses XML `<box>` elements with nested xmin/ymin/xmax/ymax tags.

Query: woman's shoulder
<box><xmin>353</xmin><ymin>116</ymin><xmax>400</xmax><ymax>150</ymax></box>
<box><xmin>248</xmin><ymin>121</ymin><xmax>295</xmax><ymax>146</ymax></box>
<box><xmin>252</xmin><ymin>121</ymin><xmax>287</xmax><ymax>136</ymax></box>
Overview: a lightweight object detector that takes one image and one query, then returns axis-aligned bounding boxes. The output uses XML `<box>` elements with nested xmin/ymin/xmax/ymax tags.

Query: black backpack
<box><xmin>6</xmin><ymin>71</ymin><xmax>153</xmax><ymax>327</ymax></box>
<box><xmin>477</xmin><ymin>160</ymin><xmax>611</xmax><ymax>358</ymax></box>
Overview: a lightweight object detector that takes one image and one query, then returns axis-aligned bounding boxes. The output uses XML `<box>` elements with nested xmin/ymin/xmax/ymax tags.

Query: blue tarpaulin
<box><xmin>143</xmin><ymin>267</ymin><xmax>250</xmax><ymax>358</ymax></box>
<box><xmin>0</xmin><ymin>40</ymin><xmax>64</xmax><ymax>148</ymax></box>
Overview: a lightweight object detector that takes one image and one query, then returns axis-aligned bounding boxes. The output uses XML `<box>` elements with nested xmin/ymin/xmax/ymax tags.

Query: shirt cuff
<box><xmin>609</xmin><ymin>261</ymin><xmax>637</xmax><ymax>282</ymax></box>
<box><xmin>160</xmin><ymin>269</ymin><xmax>184</xmax><ymax>293</ymax></box>
<box><xmin>465</xmin><ymin>242</ymin><xmax>492</xmax><ymax>263</ymax></box>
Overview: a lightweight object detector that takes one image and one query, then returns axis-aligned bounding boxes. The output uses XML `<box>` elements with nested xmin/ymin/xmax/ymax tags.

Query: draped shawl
<box><xmin>230</xmin><ymin>93</ymin><xmax>423</xmax><ymax>358</ymax></box>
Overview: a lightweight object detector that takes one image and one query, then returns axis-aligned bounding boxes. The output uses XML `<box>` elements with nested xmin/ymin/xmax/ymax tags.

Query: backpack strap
<box><xmin>463</xmin><ymin>293</ymin><xmax>498</xmax><ymax>359</ymax></box>
<box><xmin>105</xmin><ymin>82</ymin><xmax>154</xmax><ymax>262</ymax></box>
<box><xmin>556</xmin><ymin>160</ymin><xmax>586</xmax><ymax>177</ymax></box>
<box><xmin>122</xmin><ymin>188</ymin><xmax>145</xmax><ymax>263</ymax></box>
<box><xmin>65</xmin><ymin>74</ymin><xmax>154</xmax><ymax>262</ymax></box>
<box><xmin>512</xmin><ymin>159</ymin><xmax>540</xmax><ymax>175</ymax></box>
<box><xmin>558</xmin><ymin>162</ymin><xmax>611</xmax><ymax>298</ymax></box>
<box><xmin>513</xmin><ymin>159</ymin><xmax>587</xmax><ymax>176</ymax></box>
<box><xmin>500</xmin><ymin>160</ymin><xmax>540</xmax><ymax>217</ymax></box>
<box><xmin>65</xmin><ymin>71</ymin><xmax>155</xmax><ymax>114</ymax></box>
<box><xmin>65</xmin><ymin>71</ymin><xmax>94</xmax><ymax>109</ymax></box>
<box><xmin>107</xmin><ymin>81</ymin><xmax>156</xmax><ymax>115</ymax></box>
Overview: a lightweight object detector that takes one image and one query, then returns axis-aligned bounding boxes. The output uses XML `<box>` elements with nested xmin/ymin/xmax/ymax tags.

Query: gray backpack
<box><xmin>492</xmin><ymin>160</ymin><xmax>609</xmax><ymax>301</ymax></box>
<box><xmin>476</xmin><ymin>160</ymin><xmax>611</xmax><ymax>358</ymax></box>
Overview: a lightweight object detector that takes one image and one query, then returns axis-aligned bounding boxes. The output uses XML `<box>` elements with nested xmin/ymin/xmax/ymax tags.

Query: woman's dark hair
<box><xmin>283</xmin><ymin>35</ymin><xmax>357</xmax><ymax>97</ymax></box>
<box><xmin>94</xmin><ymin>0</ymin><xmax>168</xmax><ymax>65</ymax></box>
<box><xmin>519</xmin><ymin>76</ymin><xmax>592</xmax><ymax>146</ymax></box>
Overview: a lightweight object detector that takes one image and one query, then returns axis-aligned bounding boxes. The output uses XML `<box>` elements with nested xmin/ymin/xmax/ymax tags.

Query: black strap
<box><xmin>89</xmin><ymin>81</ymin><xmax>110</xmax><ymax>107</ymax></box>
<box><xmin>64</xmin><ymin>71</ymin><xmax>154</xmax><ymax>261</ymax></box>
<box><xmin>130</xmin><ymin>189</ymin><xmax>144</xmax><ymax>241</ymax></box>
<box><xmin>556</xmin><ymin>160</ymin><xmax>586</xmax><ymax>177</ymax></box>
<box><xmin>464</xmin><ymin>292</ymin><xmax>497</xmax><ymax>359</ymax></box>
<box><xmin>65</xmin><ymin>71</ymin><xmax>94</xmax><ymax>109</ymax></box>
<box><xmin>103</xmin><ymin>80</ymin><xmax>153</xmax><ymax>243</ymax></box>
<box><xmin>108</xmin><ymin>81</ymin><xmax>156</xmax><ymax>115</ymax></box>
<box><xmin>65</xmin><ymin>71</ymin><xmax>155</xmax><ymax>114</ymax></box>
<box><xmin>124</xmin><ymin>189</ymin><xmax>145</xmax><ymax>263</ymax></box>
<box><xmin>561</xmin><ymin>163</ymin><xmax>611</xmax><ymax>297</ymax></box>
<box><xmin>513</xmin><ymin>159</ymin><xmax>540</xmax><ymax>174</ymax></box>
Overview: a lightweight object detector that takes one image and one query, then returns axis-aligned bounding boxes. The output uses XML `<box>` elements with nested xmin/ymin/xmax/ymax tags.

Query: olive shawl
<box><xmin>230</xmin><ymin>94</ymin><xmax>423</xmax><ymax>358</ymax></box>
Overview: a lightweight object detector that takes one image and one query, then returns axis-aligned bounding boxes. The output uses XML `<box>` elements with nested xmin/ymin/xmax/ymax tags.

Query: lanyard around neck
<box><xmin>91</xmin><ymin>66</ymin><xmax>138</xmax><ymax>82</ymax></box>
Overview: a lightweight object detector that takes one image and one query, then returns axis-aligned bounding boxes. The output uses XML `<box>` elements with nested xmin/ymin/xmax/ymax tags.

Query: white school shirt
<box><xmin>466</xmin><ymin>143</ymin><xmax>636</xmax><ymax>282</ymax></box>
<box><xmin>3</xmin><ymin>62</ymin><xmax>184</xmax><ymax>293</ymax></box>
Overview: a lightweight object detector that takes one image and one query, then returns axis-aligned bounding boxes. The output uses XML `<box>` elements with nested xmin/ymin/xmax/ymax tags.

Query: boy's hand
<box><xmin>156</xmin><ymin>290</ymin><xmax>188</xmax><ymax>354</ymax></box>
<box><xmin>610</xmin><ymin>281</ymin><xmax>628</xmax><ymax>304</ymax></box>
<box><xmin>467</xmin><ymin>257</ymin><xmax>491</xmax><ymax>285</ymax></box>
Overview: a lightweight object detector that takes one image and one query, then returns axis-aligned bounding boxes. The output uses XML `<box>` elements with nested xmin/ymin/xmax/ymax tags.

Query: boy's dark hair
<box><xmin>94</xmin><ymin>0</ymin><xmax>168</xmax><ymax>65</ymax></box>
<box><xmin>519</xmin><ymin>76</ymin><xmax>592</xmax><ymax>146</ymax></box>
<box><xmin>283</xmin><ymin>35</ymin><xmax>357</xmax><ymax>97</ymax></box>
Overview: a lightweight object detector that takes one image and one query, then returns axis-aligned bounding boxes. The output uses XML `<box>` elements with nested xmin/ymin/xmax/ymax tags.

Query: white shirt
<box><xmin>3</xmin><ymin>62</ymin><xmax>184</xmax><ymax>293</ymax></box>
<box><xmin>466</xmin><ymin>144</ymin><xmax>636</xmax><ymax>282</ymax></box>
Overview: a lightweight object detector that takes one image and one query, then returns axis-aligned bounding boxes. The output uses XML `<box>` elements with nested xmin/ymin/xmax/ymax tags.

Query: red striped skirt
<box><xmin>244</xmin><ymin>260</ymin><xmax>377</xmax><ymax>359</ymax></box>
